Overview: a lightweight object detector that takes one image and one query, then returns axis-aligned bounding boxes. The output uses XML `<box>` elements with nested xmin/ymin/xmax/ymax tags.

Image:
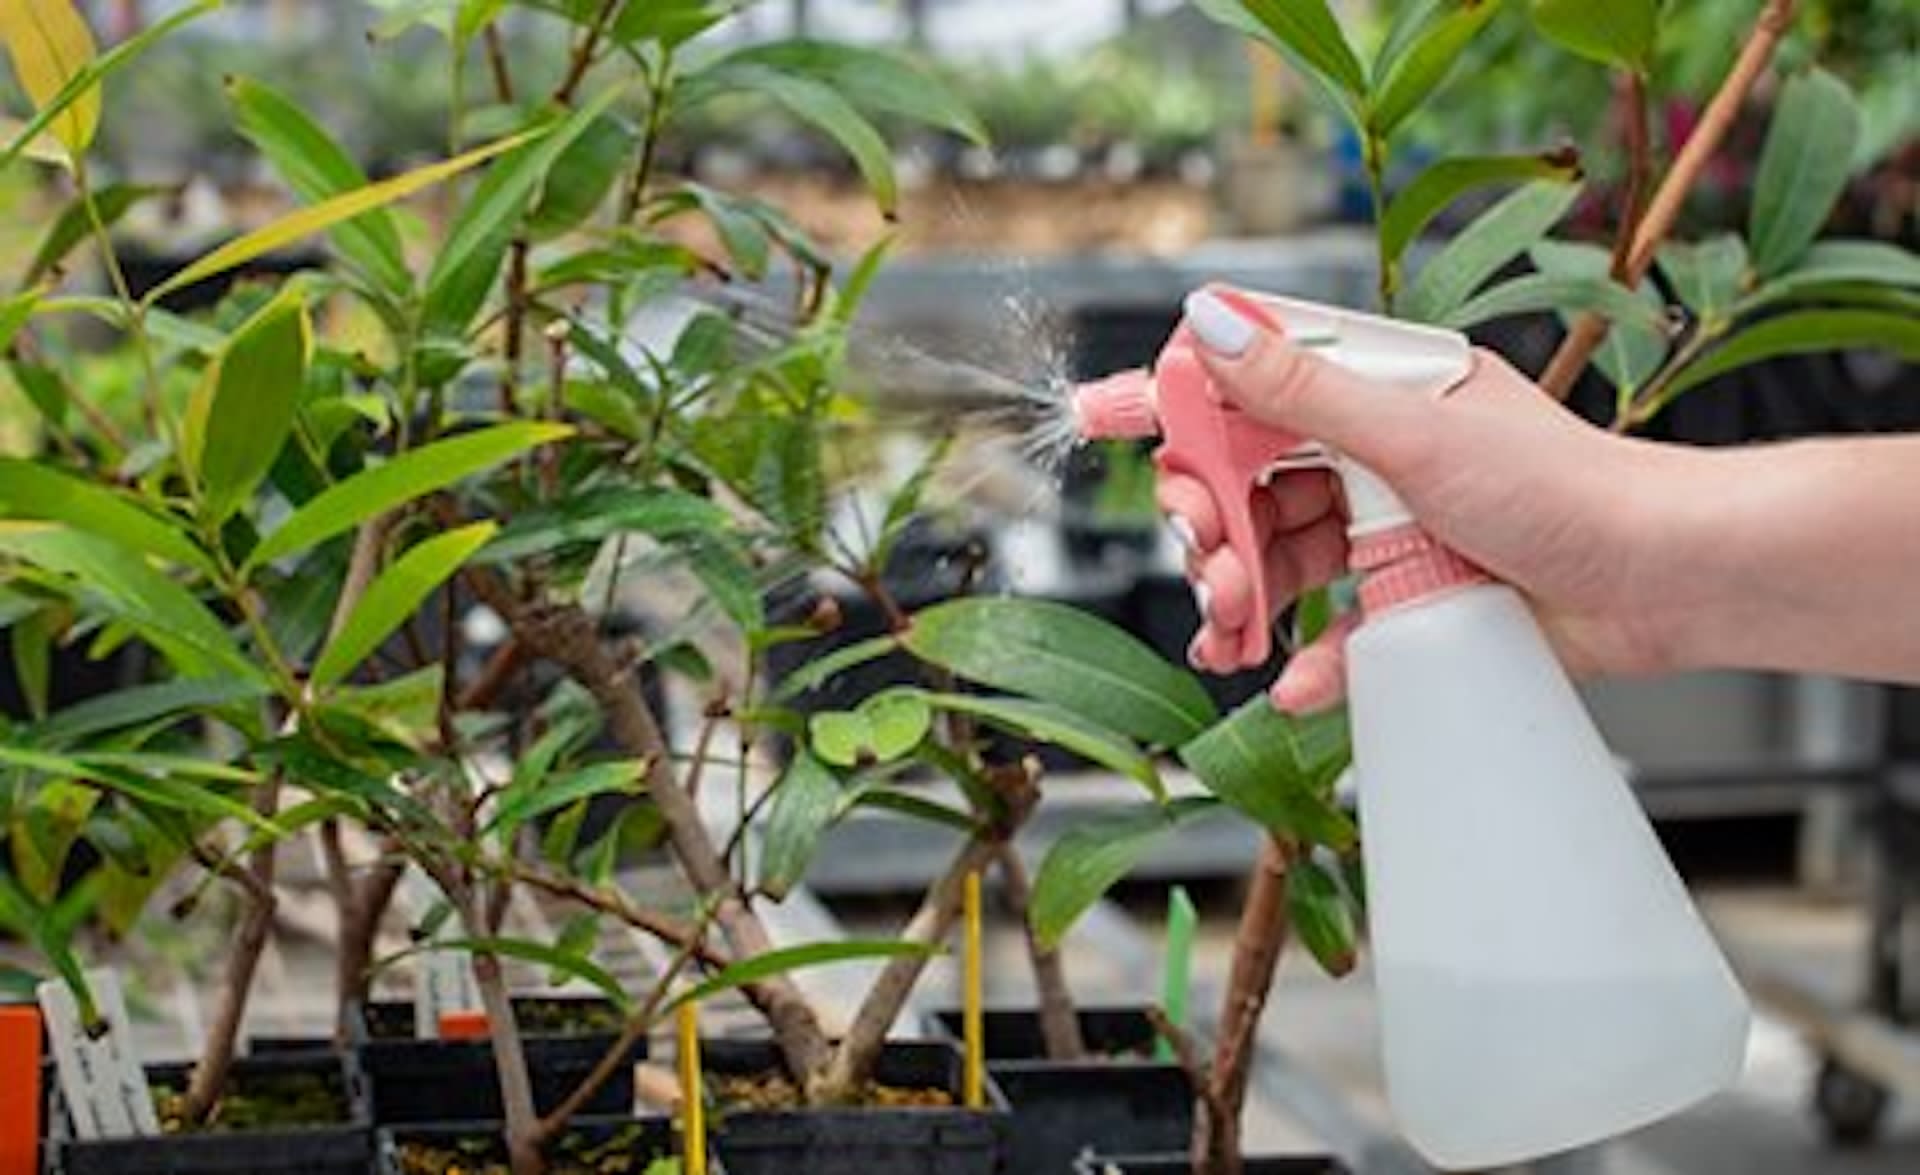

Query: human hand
<box><xmin>1165</xmin><ymin>286</ymin><xmax>1683</xmax><ymax>712</ymax></box>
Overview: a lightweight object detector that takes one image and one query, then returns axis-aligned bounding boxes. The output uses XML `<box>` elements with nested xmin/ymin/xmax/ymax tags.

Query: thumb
<box><xmin>1183</xmin><ymin>287</ymin><xmax>1425</xmax><ymax>473</ymax></box>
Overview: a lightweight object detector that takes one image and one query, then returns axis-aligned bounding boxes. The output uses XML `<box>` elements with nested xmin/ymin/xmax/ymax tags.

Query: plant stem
<box><xmin>333</xmin><ymin>860</ymin><xmax>405</xmax><ymax>1040</ymax></box>
<box><xmin>552</xmin><ymin>0</ymin><xmax>626</xmax><ymax>107</ymax></box>
<box><xmin>815</xmin><ymin>831</ymin><xmax>1006</xmax><ymax>1102</ymax></box>
<box><xmin>1194</xmin><ymin>836</ymin><xmax>1293</xmax><ymax>1175</ymax></box>
<box><xmin>996</xmin><ymin>843</ymin><xmax>1084</xmax><ymax>1060</ymax></box>
<box><xmin>458</xmin><ymin>888</ymin><xmax>543</xmax><ymax>1175</ymax></box>
<box><xmin>1539</xmin><ymin>0</ymin><xmax>1799</xmax><ymax>400</ymax></box>
<box><xmin>1363</xmin><ymin>132</ymin><xmax>1394</xmax><ymax>314</ymax></box>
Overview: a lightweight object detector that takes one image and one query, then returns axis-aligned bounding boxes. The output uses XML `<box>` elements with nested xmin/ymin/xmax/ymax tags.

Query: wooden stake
<box><xmin>678</xmin><ymin>1001</ymin><xmax>707</xmax><ymax>1175</ymax></box>
<box><xmin>963</xmin><ymin>870</ymin><xmax>985</xmax><ymax>1109</ymax></box>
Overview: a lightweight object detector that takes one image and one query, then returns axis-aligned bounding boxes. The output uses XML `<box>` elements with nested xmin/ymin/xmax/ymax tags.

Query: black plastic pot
<box><xmin>1075</xmin><ymin>1154</ymin><xmax>1347</xmax><ymax>1174</ymax></box>
<box><xmin>929</xmin><ymin>1006</ymin><xmax>1194</xmax><ymax>1173</ymax></box>
<box><xmin>706</xmin><ymin>1038</ymin><xmax>1011</xmax><ymax>1175</ymax></box>
<box><xmin>44</xmin><ymin>1051</ymin><xmax>373</xmax><ymax>1175</ymax></box>
<box><xmin>376</xmin><ymin>1115</ymin><xmax>703</xmax><ymax>1174</ymax></box>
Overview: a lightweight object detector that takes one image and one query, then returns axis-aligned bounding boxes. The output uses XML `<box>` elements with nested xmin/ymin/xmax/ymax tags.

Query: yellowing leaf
<box><xmin>0</xmin><ymin>114</ymin><xmax>66</xmax><ymax>166</ymax></box>
<box><xmin>142</xmin><ymin>126</ymin><xmax>542</xmax><ymax>308</ymax></box>
<box><xmin>0</xmin><ymin>0</ymin><xmax>100</xmax><ymax>156</ymax></box>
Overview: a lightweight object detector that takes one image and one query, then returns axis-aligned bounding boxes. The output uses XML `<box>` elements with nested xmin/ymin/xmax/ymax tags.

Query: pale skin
<box><xmin>1143</xmin><ymin>286</ymin><xmax>1920</xmax><ymax>712</ymax></box>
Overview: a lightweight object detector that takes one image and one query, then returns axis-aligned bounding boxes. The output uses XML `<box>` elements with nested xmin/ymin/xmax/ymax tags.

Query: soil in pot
<box><xmin>705</xmin><ymin>1038</ymin><xmax>1010</xmax><ymax>1175</ymax></box>
<box><xmin>48</xmin><ymin>1052</ymin><xmax>373</xmax><ymax>1175</ymax></box>
<box><xmin>930</xmin><ymin>1006</ymin><xmax>1194</xmax><ymax>1173</ymax></box>
<box><xmin>381</xmin><ymin>1116</ymin><xmax>687</xmax><ymax>1175</ymax></box>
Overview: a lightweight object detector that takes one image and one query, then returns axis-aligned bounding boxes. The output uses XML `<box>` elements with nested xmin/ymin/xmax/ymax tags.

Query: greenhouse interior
<box><xmin>0</xmin><ymin>1</ymin><xmax>1916</xmax><ymax>1173</ymax></box>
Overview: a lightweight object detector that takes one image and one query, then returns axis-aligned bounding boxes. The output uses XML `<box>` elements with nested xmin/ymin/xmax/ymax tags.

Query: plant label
<box><xmin>37</xmin><ymin>970</ymin><xmax>157</xmax><ymax>1140</ymax></box>
<box><xmin>416</xmin><ymin>946</ymin><xmax>483</xmax><ymax>1039</ymax></box>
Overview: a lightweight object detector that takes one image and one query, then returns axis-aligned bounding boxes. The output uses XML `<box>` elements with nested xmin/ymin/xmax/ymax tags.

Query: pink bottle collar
<box><xmin>1351</xmin><ymin>525</ymin><xmax>1491</xmax><ymax>616</ymax></box>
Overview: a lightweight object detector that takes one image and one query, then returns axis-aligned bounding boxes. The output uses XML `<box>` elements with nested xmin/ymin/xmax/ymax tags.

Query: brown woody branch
<box><xmin>1539</xmin><ymin>0</ymin><xmax>1799</xmax><ymax>401</ymax></box>
<box><xmin>996</xmin><ymin>843</ymin><xmax>1085</xmax><ymax>1061</ymax></box>
<box><xmin>1195</xmin><ymin>836</ymin><xmax>1293</xmax><ymax>1175</ymax></box>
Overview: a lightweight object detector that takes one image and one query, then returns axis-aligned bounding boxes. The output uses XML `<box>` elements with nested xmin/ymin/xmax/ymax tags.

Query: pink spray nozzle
<box><xmin>1072</xmin><ymin>372</ymin><xmax>1161</xmax><ymax>441</ymax></box>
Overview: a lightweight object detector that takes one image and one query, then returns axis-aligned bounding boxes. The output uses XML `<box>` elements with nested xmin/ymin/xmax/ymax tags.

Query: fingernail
<box><xmin>1194</xmin><ymin>582</ymin><xmax>1212</xmax><ymax>620</ymax></box>
<box><xmin>1185</xmin><ymin>289</ymin><xmax>1257</xmax><ymax>358</ymax></box>
<box><xmin>1187</xmin><ymin>633</ymin><xmax>1208</xmax><ymax>671</ymax></box>
<box><xmin>1168</xmin><ymin>515</ymin><xmax>1197</xmax><ymax>550</ymax></box>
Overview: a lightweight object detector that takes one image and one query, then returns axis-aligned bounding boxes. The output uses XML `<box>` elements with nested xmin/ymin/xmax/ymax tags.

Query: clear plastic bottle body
<box><xmin>1349</xmin><ymin>584</ymin><xmax>1750</xmax><ymax>1169</ymax></box>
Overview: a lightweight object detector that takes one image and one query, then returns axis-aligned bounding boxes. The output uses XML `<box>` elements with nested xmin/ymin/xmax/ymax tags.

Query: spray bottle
<box><xmin>1072</xmin><ymin>290</ymin><xmax>1750</xmax><ymax>1169</ymax></box>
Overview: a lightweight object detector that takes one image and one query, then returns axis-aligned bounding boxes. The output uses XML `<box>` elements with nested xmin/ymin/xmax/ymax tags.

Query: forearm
<box><xmin>1653</xmin><ymin>436</ymin><xmax>1920</xmax><ymax>682</ymax></box>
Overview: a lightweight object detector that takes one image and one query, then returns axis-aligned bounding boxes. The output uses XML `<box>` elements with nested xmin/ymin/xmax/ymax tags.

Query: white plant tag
<box><xmin>38</xmin><ymin>970</ymin><xmax>158</xmax><ymax>1140</ymax></box>
<box><xmin>398</xmin><ymin>867</ymin><xmax>480</xmax><ymax>1039</ymax></box>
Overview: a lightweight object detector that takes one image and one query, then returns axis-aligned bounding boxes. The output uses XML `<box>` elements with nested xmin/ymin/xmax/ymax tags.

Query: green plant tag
<box><xmin>1157</xmin><ymin>885</ymin><xmax>1197</xmax><ymax>1062</ymax></box>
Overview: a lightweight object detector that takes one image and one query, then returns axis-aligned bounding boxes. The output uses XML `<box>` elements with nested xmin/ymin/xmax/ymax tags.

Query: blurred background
<box><xmin>2</xmin><ymin>2</ymin><xmax>1917</xmax><ymax>1173</ymax></box>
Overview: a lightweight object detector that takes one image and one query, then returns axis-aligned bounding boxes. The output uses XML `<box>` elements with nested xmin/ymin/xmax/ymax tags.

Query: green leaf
<box><xmin>657</xmin><ymin>185</ymin><xmax>770</xmax><ymax>279</ymax></box>
<box><xmin>1029</xmin><ymin>798</ymin><xmax>1221</xmax><ymax>949</ymax></box>
<box><xmin>10</xmin><ymin>609</ymin><xmax>51</xmax><ymax>720</ymax></box>
<box><xmin>0</xmin><ymin>459</ymin><xmax>214</xmax><ymax>574</ymax></box>
<box><xmin>695</xmin><ymin>41</ymin><xmax>987</xmax><ymax>145</ymax></box>
<box><xmin>0</xmin><ymin>524</ymin><xmax>256</xmax><ymax>680</ymax></box>
<box><xmin>38</xmin><ymin>677</ymin><xmax>270</xmax><ymax>746</ymax></box>
<box><xmin>682</xmin><ymin>533</ymin><xmax>766</xmax><ymax>634</ymax></box>
<box><xmin>528</xmin><ymin>113</ymin><xmax>633</xmax><ymax>238</ymax></box>
<box><xmin>480</xmin><ymin>486</ymin><xmax>727</xmax><ymax>564</ymax></box>
<box><xmin>1</xmin><ymin>1</ymin><xmax>218</xmax><ymax>170</ymax></box>
<box><xmin>845</xmin><ymin>786</ymin><xmax>976</xmax><ymax>833</ymax></box>
<box><xmin>1369</xmin><ymin>0</ymin><xmax>1504</xmax><ymax>137</ymax></box>
<box><xmin>423</xmin><ymin>86</ymin><xmax>628</xmax><ymax>338</ymax></box>
<box><xmin>404</xmin><ymin>937</ymin><xmax>630</xmax><ymax>1012</ymax></box>
<box><xmin>1178</xmin><ymin>700</ymin><xmax>1355</xmax><ymax>848</ymax></box>
<box><xmin>757</xmin><ymin>753</ymin><xmax>841</xmax><ymax>901</ymax></box>
<box><xmin>1656</xmin><ymin>235</ymin><xmax>1751</xmax><ymax>320</ymax></box>
<box><xmin>144</xmin><ymin>126</ymin><xmax>539</xmax><ymax>307</ymax></box>
<box><xmin>916</xmin><ymin>692</ymin><xmax>1163</xmax><ymax>799</ymax></box>
<box><xmin>227</xmin><ymin>76</ymin><xmax>411</xmax><ymax>296</ymax></box>
<box><xmin>1663</xmin><ymin>310</ymin><xmax>1920</xmax><ymax>401</ymax></box>
<box><xmin>1529</xmin><ymin>241</ymin><xmax>1668</xmax><ymax>394</ymax></box>
<box><xmin>1381</xmin><ymin>150</ymin><xmax>1582</xmax><ymax>270</ymax></box>
<box><xmin>605</xmin><ymin>0</ymin><xmax>731</xmax><ymax>49</ymax></box>
<box><xmin>246</xmin><ymin>422</ymin><xmax>571</xmax><ymax>571</ymax></box>
<box><xmin>0</xmin><ymin>289</ymin><xmax>38</xmax><ymax>353</ymax></box>
<box><xmin>873</xmin><ymin>434</ymin><xmax>950</xmax><ymax>572</ymax></box>
<box><xmin>1287</xmin><ymin>857</ymin><xmax>1358</xmax><ymax>976</ymax></box>
<box><xmin>1750</xmin><ymin>69</ymin><xmax>1862</xmax><ymax>277</ymax></box>
<box><xmin>312</xmin><ymin>523</ymin><xmax>498</xmax><ymax>688</ymax></box>
<box><xmin>903</xmin><ymin>598</ymin><xmax>1217</xmax><ymax>747</ymax></box>
<box><xmin>1744</xmin><ymin>239</ymin><xmax>1920</xmax><ymax>310</ymax></box>
<box><xmin>1528</xmin><ymin>0</ymin><xmax>1658</xmax><ymax>70</ymax></box>
<box><xmin>190</xmin><ymin>289</ymin><xmax>312</xmax><ymax>521</ymax></box>
<box><xmin>0</xmin><ymin>0</ymin><xmax>102</xmax><ymax>156</ymax></box>
<box><xmin>807</xmin><ymin>692</ymin><xmax>929</xmax><ymax>768</ymax></box>
<box><xmin>685</xmin><ymin>63</ymin><xmax>898</xmax><ymax>212</ymax></box>
<box><xmin>1442</xmin><ymin>272</ymin><xmax>1666</xmax><ymax>333</ymax></box>
<box><xmin>809</xmin><ymin>712</ymin><xmax>870</xmax><ymax>769</ymax></box>
<box><xmin>0</xmin><ymin>744</ymin><xmax>267</xmax><ymax>830</ymax></box>
<box><xmin>25</xmin><ymin>183</ymin><xmax>165</xmax><ymax>285</ymax></box>
<box><xmin>1191</xmin><ymin>0</ymin><xmax>1366</xmax><ymax>111</ymax></box>
<box><xmin>1400</xmin><ymin>180</ymin><xmax>1583</xmax><ymax>324</ymax></box>
<box><xmin>769</xmin><ymin>634</ymin><xmax>899</xmax><ymax>703</ymax></box>
<box><xmin>484</xmin><ymin>760</ymin><xmax>644</xmax><ymax>842</ymax></box>
<box><xmin>667</xmin><ymin>940</ymin><xmax>938</xmax><ymax>1013</ymax></box>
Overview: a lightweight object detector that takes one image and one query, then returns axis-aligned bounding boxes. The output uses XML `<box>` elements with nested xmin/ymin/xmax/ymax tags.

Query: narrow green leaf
<box><xmin>769</xmin><ymin>634</ymin><xmax>900</xmax><ymax>703</ymax></box>
<box><xmin>916</xmin><ymin>692</ymin><xmax>1163</xmax><ymax>799</ymax></box>
<box><xmin>0</xmin><ymin>0</ymin><xmax>102</xmax><ymax>156</ymax></box>
<box><xmin>0</xmin><ymin>289</ymin><xmax>38</xmax><ymax>352</ymax></box>
<box><xmin>1400</xmin><ymin>180</ymin><xmax>1583</xmax><ymax>324</ymax></box>
<box><xmin>1178</xmin><ymin>700</ymin><xmax>1355</xmax><ymax>848</ymax></box>
<box><xmin>1530</xmin><ymin>241</ymin><xmax>1668</xmax><ymax>394</ymax></box>
<box><xmin>682</xmin><ymin>533</ymin><xmax>766</xmax><ymax>633</ymax></box>
<box><xmin>0</xmin><ymin>524</ymin><xmax>256</xmax><ymax>679</ymax></box>
<box><xmin>1743</xmin><ymin>239</ymin><xmax>1920</xmax><ymax>311</ymax></box>
<box><xmin>757</xmin><ymin>753</ymin><xmax>841</xmax><ymax>901</ymax></box>
<box><xmin>903</xmin><ymin>598</ymin><xmax>1218</xmax><ymax>747</ymax></box>
<box><xmin>192</xmin><ymin>290</ymin><xmax>312</xmax><ymax>521</ymax></box>
<box><xmin>528</xmin><ymin>113</ymin><xmax>633</xmax><ymax>238</ymax></box>
<box><xmin>423</xmin><ymin>86</ymin><xmax>627</xmax><ymax>337</ymax></box>
<box><xmin>10</xmin><ymin>609</ymin><xmax>52</xmax><ymax>720</ymax></box>
<box><xmin>1288</xmin><ymin>857</ymin><xmax>1358</xmax><ymax>976</ymax></box>
<box><xmin>0</xmin><ymin>459</ymin><xmax>213</xmax><ymax>574</ymax></box>
<box><xmin>1750</xmin><ymin>69</ymin><xmax>1862</xmax><ymax>277</ymax></box>
<box><xmin>313</xmin><ymin>523</ymin><xmax>497</xmax><ymax>687</ymax></box>
<box><xmin>1371</xmin><ymin>0</ymin><xmax>1445</xmax><ymax>84</ymax></box>
<box><xmin>1369</xmin><ymin>0</ymin><xmax>1503</xmax><ymax>137</ymax></box>
<box><xmin>1663</xmin><ymin>310</ymin><xmax>1920</xmax><ymax>401</ymax></box>
<box><xmin>406</xmin><ymin>937</ymin><xmax>630</xmax><ymax>1011</ymax></box>
<box><xmin>246</xmin><ymin>422</ymin><xmax>571</xmax><ymax>571</ymax></box>
<box><xmin>845</xmin><ymin>786</ymin><xmax>976</xmax><ymax>833</ymax></box>
<box><xmin>485</xmin><ymin>760</ymin><xmax>644</xmax><ymax>841</ymax></box>
<box><xmin>1191</xmin><ymin>0</ymin><xmax>1367</xmax><ymax>108</ymax></box>
<box><xmin>25</xmin><ymin>183</ymin><xmax>164</xmax><ymax>284</ymax></box>
<box><xmin>38</xmin><ymin>677</ymin><xmax>270</xmax><ymax>746</ymax></box>
<box><xmin>667</xmin><ymin>940</ymin><xmax>938</xmax><ymax>1013</ymax></box>
<box><xmin>227</xmin><ymin>76</ymin><xmax>411</xmax><ymax>296</ymax></box>
<box><xmin>0</xmin><ymin>744</ymin><xmax>267</xmax><ymax>830</ymax></box>
<box><xmin>1382</xmin><ymin>150</ymin><xmax>1581</xmax><ymax>268</ymax></box>
<box><xmin>696</xmin><ymin>41</ymin><xmax>987</xmax><ymax>145</ymax></box>
<box><xmin>1529</xmin><ymin>0</ymin><xmax>1658</xmax><ymax>70</ymax></box>
<box><xmin>144</xmin><ymin>127</ymin><xmax>538</xmax><ymax>307</ymax></box>
<box><xmin>1656</xmin><ymin>235</ymin><xmax>1751</xmax><ymax>320</ymax></box>
<box><xmin>686</xmin><ymin>63</ymin><xmax>897</xmax><ymax>212</ymax></box>
<box><xmin>1442</xmin><ymin>272</ymin><xmax>1666</xmax><ymax>333</ymax></box>
<box><xmin>479</xmin><ymin>486</ymin><xmax>727</xmax><ymax>564</ymax></box>
<box><xmin>873</xmin><ymin>433</ymin><xmax>950</xmax><ymax>572</ymax></box>
<box><xmin>1030</xmin><ymin>798</ymin><xmax>1221</xmax><ymax>949</ymax></box>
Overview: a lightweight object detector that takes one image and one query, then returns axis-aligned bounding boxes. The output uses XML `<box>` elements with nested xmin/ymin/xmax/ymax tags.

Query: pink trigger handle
<box><xmin>1150</xmin><ymin>335</ymin><xmax>1309</xmax><ymax>667</ymax></box>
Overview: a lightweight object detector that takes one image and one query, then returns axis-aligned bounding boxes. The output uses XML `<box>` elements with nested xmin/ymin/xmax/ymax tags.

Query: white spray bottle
<box><xmin>1073</xmin><ymin>290</ymin><xmax>1750</xmax><ymax>1169</ymax></box>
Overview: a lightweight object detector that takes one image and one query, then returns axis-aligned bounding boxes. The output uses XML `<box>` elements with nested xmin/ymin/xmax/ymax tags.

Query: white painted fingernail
<box><xmin>1194</xmin><ymin>582</ymin><xmax>1212</xmax><ymax>619</ymax></box>
<box><xmin>1168</xmin><ymin>515</ymin><xmax>1197</xmax><ymax>550</ymax></box>
<box><xmin>1185</xmin><ymin>290</ymin><xmax>1256</xmax><ymax>358</ymax></box>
